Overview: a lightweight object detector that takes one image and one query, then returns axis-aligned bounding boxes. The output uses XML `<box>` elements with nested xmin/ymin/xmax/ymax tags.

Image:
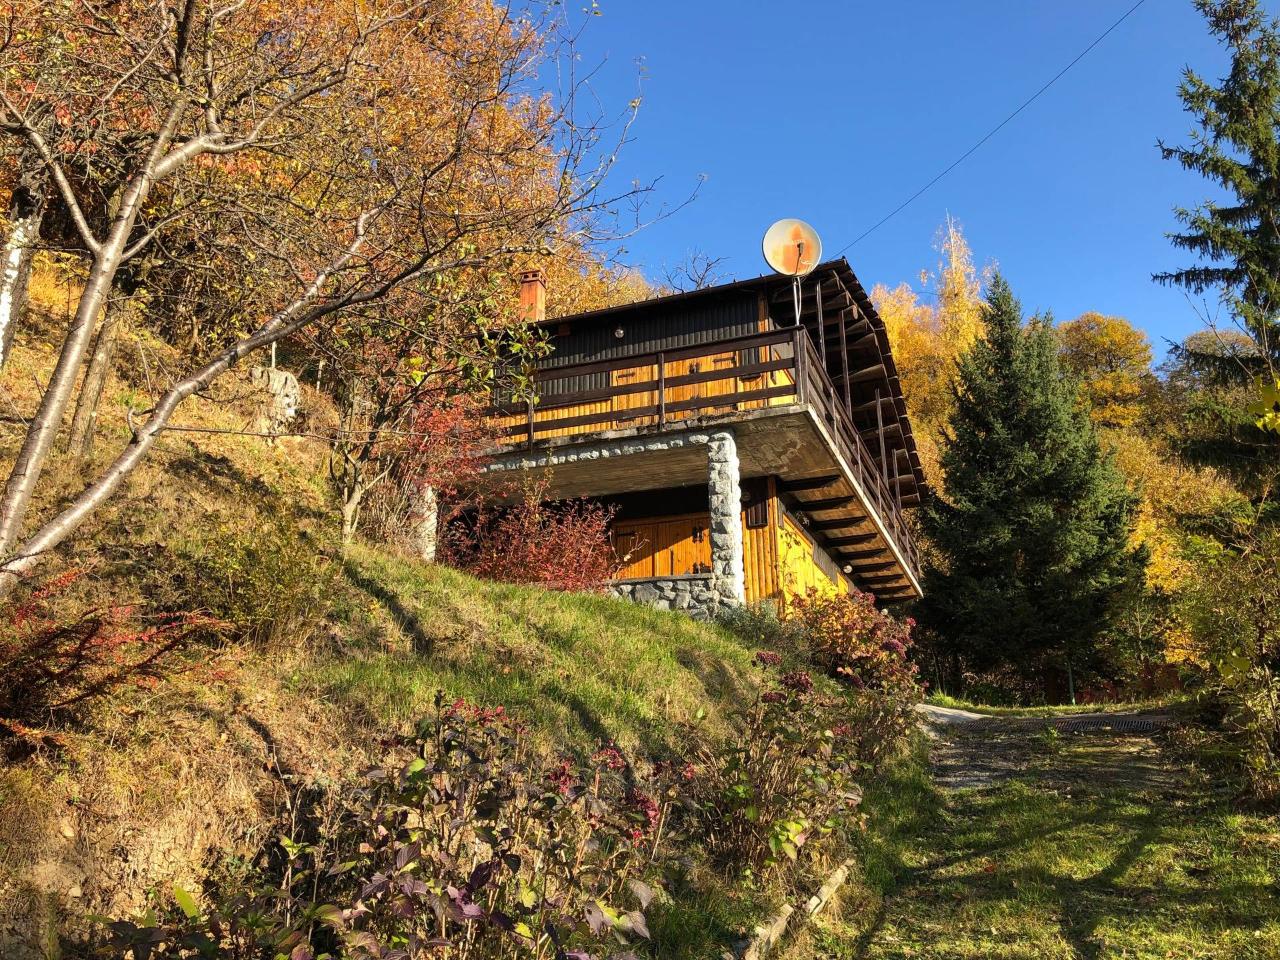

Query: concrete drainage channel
<box><xmin>726</xmin><ymin>860</ymin><xmax>853</xmax><ymax>960</ymax></box>
<box><xmin>1008</xmin><ymin>713</ymin><xmax>1176</xmax><ymax>734</ymax></box>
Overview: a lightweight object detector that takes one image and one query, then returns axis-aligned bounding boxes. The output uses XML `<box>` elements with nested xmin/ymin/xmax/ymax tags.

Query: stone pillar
<box><xmin>410</xmin><ymin>485</ymin><xmax>439</xmax><ymax>562</ymax></box>
<box><xmin>706</xmin><ymin>429</ymin><xmax>746</xmax><ymax>606</ymax></box>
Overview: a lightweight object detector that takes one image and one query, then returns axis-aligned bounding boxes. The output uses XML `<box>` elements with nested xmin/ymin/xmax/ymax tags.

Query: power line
<box><xmin>835</xmin><ymin>0</ymin><xmax>1148</xmax><ymax>256</ymax></box>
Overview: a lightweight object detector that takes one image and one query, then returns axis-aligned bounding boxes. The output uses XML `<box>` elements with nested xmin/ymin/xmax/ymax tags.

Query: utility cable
<box><xmin>835</xmin><ymin>0</ymin><xmax>1148</xmax><ymax>255</ymax></box>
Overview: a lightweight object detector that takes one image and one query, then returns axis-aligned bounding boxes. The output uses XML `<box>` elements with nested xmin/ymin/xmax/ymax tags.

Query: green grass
<box><xmin>304</xmin><ymin>546</ymin><xmax>786</xmax><ymax>959</ymax></box>
<box><xmin>300</xmin><ymin>544</ymin><xmax>764</xmax><ymax>757</ymax></box>
<box><xmin>798</xmin><ymin>735</ymin><xmax>1280</xmax><ymax>960</ymax></box>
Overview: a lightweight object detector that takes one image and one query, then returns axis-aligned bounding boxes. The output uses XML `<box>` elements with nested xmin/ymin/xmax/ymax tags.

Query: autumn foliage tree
<box><xmin>0</xmin><ymin>0</ymin><xmax>648</xmax><ymax>595</ymax></box>
<box><xmin>874</xmin><ymin>216</ymin><xmax>986</xmax><ymax>485</ymax></box>
<box><xmin>1057</xmin><ymin>312</ymin><xmax>1154</xmax><ymax>429</ymax></box>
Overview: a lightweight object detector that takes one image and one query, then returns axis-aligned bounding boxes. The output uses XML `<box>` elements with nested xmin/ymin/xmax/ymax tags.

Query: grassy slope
<box><xmin>312</xmin><ymin>547</ymin><xmax>759</xmax><ymax>755</ymax></box>
<box><xmin>787</xmin><ymin>733</ymin><xmax>1280</xmax><ymax>960</ymax></box>
<box><xmin>0</xmin><ymin>294</ymin><xmax>766</xmax><ymax>957</ymax></box>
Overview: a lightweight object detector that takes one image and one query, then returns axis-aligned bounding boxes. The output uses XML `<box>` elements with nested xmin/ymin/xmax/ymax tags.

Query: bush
<box><xmin>168</xmin><ymin>515</ymin><xmax>339</xmax><ymax>647</ymax></box>
<box><xmin>715</xmin><ymin>602</ymin><xmax>806</xmax><ymax>651</ymax></box>
<box><xmin>784</xmin><ymin>591</ymin><xmax>921</xmax><ymax>762</ymax></box>
<box><xmin>450</xmin><ymin>483</ymin><xmax>618</xmax><ymax>593</ymax></box>
<box><xmin>1181</xmin><ymin>516</ymin><xmax>1280</xmax><ymax>804</ymax></box>
<box><xmin>682</xmin><ymin>653</ymin><xmax>865</xmax><ymax>877</ymax></box>
<box><xmin>92</xmin><ymin>695</ymin><xmax>663</xmax><ymax>959</ymax></box>
<box><xmin>0</xmin><ymin>570</ymin><xmax>210</xmax><ymax>741</ymax></box>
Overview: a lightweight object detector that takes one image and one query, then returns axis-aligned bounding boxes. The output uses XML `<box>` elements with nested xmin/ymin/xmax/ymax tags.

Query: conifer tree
<box><xmin>1157</xmin><ymin>0</ymin><xmax>1280</xmax><ymax>380</ymax></box>
<box><xmin>921</xmin><ymin>276</ymin><xmax>1144</xmax><ymax>695</ymax></box>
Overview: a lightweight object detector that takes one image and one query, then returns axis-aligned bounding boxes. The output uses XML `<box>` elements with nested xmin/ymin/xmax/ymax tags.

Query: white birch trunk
<box><xmin>0</xmin><ymin>212</ymin><xmax>41</xmax><ymax>368</ymax></box>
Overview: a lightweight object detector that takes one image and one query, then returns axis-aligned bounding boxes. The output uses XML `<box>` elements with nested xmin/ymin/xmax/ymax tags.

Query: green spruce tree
<box><xmin>921</xmin><ymin>276</ymin><xmax>1144</xmax><ymax>697</ymax></box>
<box><xmin>1157</xmin><ymin>0</ymin><xmax>1280</xmax><ymax>379</ymax></box>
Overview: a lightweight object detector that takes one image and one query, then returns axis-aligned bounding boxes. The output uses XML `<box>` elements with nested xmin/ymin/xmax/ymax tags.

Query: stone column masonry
<box><xmin>706</xmin><ymin>429</ymin><xmax>746</xmax><ymax>606</ymax></box>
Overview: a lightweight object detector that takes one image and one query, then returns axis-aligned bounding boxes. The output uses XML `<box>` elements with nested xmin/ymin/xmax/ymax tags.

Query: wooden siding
<box><xmin>742</xmin><ymin>477</ymin><xmax>780</xmax><ymax>603</ymax></box>
<box><xmin>541</xmin><ymin>291</ymin><xmax>761</xmax><ymax>390</ymax></box>
<box><xmin>776</xmin><ymin>507</ymin><xmax>853</xmax><ymax>604</ymax></box>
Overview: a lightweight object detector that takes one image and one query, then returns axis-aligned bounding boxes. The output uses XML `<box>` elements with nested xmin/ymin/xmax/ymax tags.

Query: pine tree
<box><xmin>921</xmin><ymin>276</ymin><xmax>1144</xmax><ymax>695</ymax></box>
<box><xmin>1157</xmin><ymin>0</ymin><xmax>1280</xmax><ymax>378</ymax></box>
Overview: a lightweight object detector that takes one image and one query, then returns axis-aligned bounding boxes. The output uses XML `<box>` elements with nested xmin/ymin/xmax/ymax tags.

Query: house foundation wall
<box><xmin>608</xmin><ymin>575</ymin><xmax>725</xmax><ymax>621</ymax></box>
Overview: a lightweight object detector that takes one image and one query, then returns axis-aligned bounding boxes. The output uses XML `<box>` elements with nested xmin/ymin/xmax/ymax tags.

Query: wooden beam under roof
<box><xmin>845</xmin><ymin>560</ymin><xmax>897</xmax><ymax>574</ymax></box>
<box><xmin>794</xmin><ymin>495</ymin><xmax>858</xmax><ymax>512</ymax></box>
<box><xmin>826</xmin><ymin>533</ymin><xmax>880</xmax><ymax>547</ymax></box>
<box><xmin>860</xmin><ymin>573</ymin><xmax>907</xmax><ymax>585</ymax></box>
<box><xmin>861</xmin><ymin>421</ymin><xmax>904</xmax><ymax>443</ymax></box>
<box><xmin>847</xmin><ymin>331</ymin><xmax>879</xmax><ymax>352</ymax></box>
<box><xmin>809</xmin><ymin>516</ymin><xmax>869</xmax><ymax>532</ymax></box>
<box><xmin>779</xmin><ymin>474</ymin><xmax>842</xmax><ymax>493</ymax></box>
<box><xmin>835</xmin><ymin>364</ymin><xmax>887</xmax><ymax>386</ymax></box>
<box><xmin>835</xmin><ymin>547</ymin><xmax>883</xmax><ymax>561</ymax></box>
<box><xmin>851</xmin><ymin>395</ymin><xmax>899</xmax><ymax>415</ymax></box>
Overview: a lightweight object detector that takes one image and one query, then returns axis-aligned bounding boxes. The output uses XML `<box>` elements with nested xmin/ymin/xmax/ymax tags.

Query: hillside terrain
<box><xmin>0</xmin><ymin>298</ymin><xmax>776</xmax><ymax>957</ymax></box>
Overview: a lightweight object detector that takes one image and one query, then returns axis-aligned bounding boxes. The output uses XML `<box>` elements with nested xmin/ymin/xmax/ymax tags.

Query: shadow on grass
<box><xmin>340</xmin><ymin>556</ymin><xmax>436</xmax><ymax>655</ymax></box>
<box><xmin>846</xmin><ymin>741</ymin><xmax>1280</xmax><ymax>960</ymax></box>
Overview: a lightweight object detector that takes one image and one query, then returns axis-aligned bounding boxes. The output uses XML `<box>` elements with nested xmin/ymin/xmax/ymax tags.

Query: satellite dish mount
<box><xmin>762</xmin><ymin>219</ymin><xmax>823</xmax><ymax>327</ymax></box>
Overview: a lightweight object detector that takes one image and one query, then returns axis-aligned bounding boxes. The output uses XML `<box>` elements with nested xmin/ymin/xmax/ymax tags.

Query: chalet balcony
<box><xmin>481</xmin><ymin>260</ymin><xmax>926</xmax><ymax>605</ymax></box>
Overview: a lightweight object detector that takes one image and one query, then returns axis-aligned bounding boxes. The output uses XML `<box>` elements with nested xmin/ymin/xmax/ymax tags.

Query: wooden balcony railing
<box><xmin>792</xmin><ymin>333</ymin><xmax>921</xmax><ymax>581</ymax></box>
<box><xmin>487</xmin><ymin>327</ymin><xmax>920</xmax><ymax>582</ymax></box>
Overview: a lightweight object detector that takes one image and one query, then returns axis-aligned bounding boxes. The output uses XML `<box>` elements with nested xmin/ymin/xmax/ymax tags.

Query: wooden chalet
<box><xmin>482</xmin><ymin>260</ymin><xmax>926</xmax><ymax>616</ymax></box>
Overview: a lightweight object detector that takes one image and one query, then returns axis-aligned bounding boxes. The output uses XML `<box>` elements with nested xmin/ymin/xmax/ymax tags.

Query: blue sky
<box><xmin>561</xmin><ymin>0</ymin><xmax>1230</xmax><ymax>357</ymax></box>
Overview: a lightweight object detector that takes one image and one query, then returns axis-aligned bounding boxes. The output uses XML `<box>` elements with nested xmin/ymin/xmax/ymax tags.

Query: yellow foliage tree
<box><xmin>1057</xmin><ymin>312</ymin><xmax>1154</xmax><ymax>428</ymax></box>
<box><xmin>874</xmin><ymin>216</ymin><xmax>986</xmax><ymax>485</ymax></box>
<box><xmin>1103</xmin><ymin>428</ymin><xmax>1243</xmax><ymax>666</ymax></box>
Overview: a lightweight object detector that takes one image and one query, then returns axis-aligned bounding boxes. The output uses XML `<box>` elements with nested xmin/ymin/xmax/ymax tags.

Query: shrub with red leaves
<box><xmin>787</xmin><ymin>590</ymin><xmax>919</xmax><ymax>694</ymax></box>
<box><xmin>786</xmin><ymin>589</ymin><xmax>921</xmax><ymax>764</ymax></box>
<box><xmin>451</xmin><ymin>480</ymin><xmax>618</xmax><ymax>592</ymax></box>
<box><xmin>1</xmin><ymin>571</ymin><xmax>214</xmax><ymax>737</ymax></box>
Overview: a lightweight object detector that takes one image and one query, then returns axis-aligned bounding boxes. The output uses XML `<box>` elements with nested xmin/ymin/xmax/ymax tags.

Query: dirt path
<box><xmin>919</xmin><ymin>704</ymin><xmax>1181</xmax><ymax>792</ymax></box>
<box><xmin>793</xmin><ymin>704</ymin><xmax>1280</xmax><ymax>959</ymax></box>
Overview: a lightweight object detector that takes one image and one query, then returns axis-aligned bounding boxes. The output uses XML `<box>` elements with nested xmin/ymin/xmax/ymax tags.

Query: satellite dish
<box><xmin>763</xmin><ymin>219</ymin><xmax>822</xmax><ymax>277</ymax></box>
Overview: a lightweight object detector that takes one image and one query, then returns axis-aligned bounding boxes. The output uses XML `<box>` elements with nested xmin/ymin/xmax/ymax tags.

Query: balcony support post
<box><xmin>657</xmin><ymin>351</ymin><xmax>666</xmax><ymax>427</ymax></box>
<box><xmin>794</xmin><ymin>327</ymin><xmax>807</xmax><ymax>406</ymax></box>
<box><xmin>706</xmin><ymin>429</ymin><xmax>746</xmax><ymax>607</ymax></box>
<box><xmin>875</xmin><ymin>388</ymin><xmax>889</xmax><ymax>487</ymax></box>
<box><xmin>815</xmin><ymin>286</ymin><xmax>827</xmax><ymax>371</ymax></box>
<box><xmin>838</xmin><ymin>308</ymin><xmax>852</xmax><ymax>415</ymax></box>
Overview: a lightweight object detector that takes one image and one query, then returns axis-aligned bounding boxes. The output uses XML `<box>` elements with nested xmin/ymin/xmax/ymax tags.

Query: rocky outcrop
<box><xmin>249</xmin><ymin>366</ymin><xmax>301</xmax><ymax>438</ymax></box>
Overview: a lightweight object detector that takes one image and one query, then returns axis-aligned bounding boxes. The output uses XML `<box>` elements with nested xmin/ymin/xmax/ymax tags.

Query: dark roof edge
<box><xmin>539</xmin><ymin>262</ymin><xmax>829</xmax><ymax>327</ymax></box>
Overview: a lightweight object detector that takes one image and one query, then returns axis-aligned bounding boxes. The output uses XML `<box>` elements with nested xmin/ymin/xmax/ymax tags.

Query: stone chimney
<box><xmin>519</xmin><ymin>269</ymin><xmax>546</xmax><ymax>323</ymax></box>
